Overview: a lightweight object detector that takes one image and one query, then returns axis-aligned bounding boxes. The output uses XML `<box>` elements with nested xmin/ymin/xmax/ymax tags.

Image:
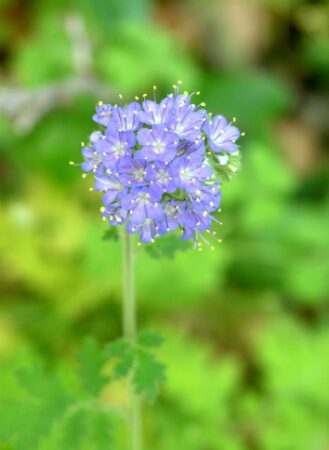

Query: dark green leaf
<box><xmin>133</xmin><ymin>350</ymin><xmax>166</xmax><ymax>402</ymax></box>
<box><xmin>145</xmin><ymin>234</ymin><xmax>191</xmax><ymax>259</ymax></box>
<box><xmin>104</xmin><ymin>338</ymin><xmax>129</xmax><ymax>359</ymax></box>
<box><xmin>113</xmin><ymin>348</ymin><xmax>135</xmax><ymax>379</ymax></box>
<box><xmin>104</xmin><ymin>337</ymin><xmax>166</xmax><ymax>401</ymax></box>
<box><xmin>102</xmin><ymin>227</ymin><xmax>119</xmax><ymax>242</ymax></box>
<box><xmin>104</xmin><ymin>338</ymin><xmax>134</xmax><ymax>380</ymax></box>
<box><xmin>137</xmin><ymin>331</ymin><xmax>164</xmax><ymax>348</ymax></box>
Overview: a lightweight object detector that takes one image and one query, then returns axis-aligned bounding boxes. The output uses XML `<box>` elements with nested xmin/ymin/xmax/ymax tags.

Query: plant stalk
<box><xmin>122</xmin><ymin>232</ymin><xmax>141</xmax><ymax>450</ymax></box>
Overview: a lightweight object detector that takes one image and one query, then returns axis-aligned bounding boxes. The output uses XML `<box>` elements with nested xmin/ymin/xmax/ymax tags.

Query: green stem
<box><xmin>123</xmin><ymin>232</ymin><xmax>141</xmax><ymax>450</ymax></box>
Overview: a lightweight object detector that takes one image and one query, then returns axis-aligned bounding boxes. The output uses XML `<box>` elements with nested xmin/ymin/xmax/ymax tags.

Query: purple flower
<box><xmin>94</xmin><ymin>174</ymin><xmax>125</xmax><ymax>205</ymax></box>
<box><xmin>127</xmin><ymin>217</ymin><xmax>158</xmax><ymax>243</ymax></box>
<box><xmin>204</xmin><ymin>115</ymin><xmax>240</xmax><ymax>153</ymax></box>
<box><xmin>118</xmin><ymin>156</ymin><xmax>148</xmax><ymax>187</ymax></box>
<box><xmin>92</xmin><ymin>125</ymin><xmax>136</xmax><ymax>170</ymax></box>
<box><xmin>168</xmin><ymin>97</ymin><xmax>207</xmax><ymax>140</ymax></box>
<box><xmin>176</xmin><ymin>139</ymin><xmax>205</xmax><ymax>159</ymax></box>
<box><xmin>80</xmin><ymin>85</ymin><xmax>241</xmax><ymax>246</ymax></box>
<box><xmin>136</xmin><ymin>125</ymin><xmax>178</xmax><ymax>163</ymax></box>
<box><xmin>90</xmin><ymin>131</ymin><xmax>103</xmax><ymax>143</ymax></box>
<box><xmin>81</xmin><ymin>146</ymin><xmax>103</xmax><ymax>175</ymax></box>
<box><xmin>145</xmin><ymin>161</ymin><xmax>176</xmax><ymax>197</ymax></box>
<box><xmin>189</xmin><ymin>183</ymin><xmax>221</xmax><ymax>211</ymax></box>
<box><xmin>170</xmin><ymin>154</ymin><xmax>212</xmax><ymax>192</ymax></box>
<box><xmin>157</xmin><ymin>200</ymin><xmax>182</xmax><ymax>234</ymax></box>
<box><xmin>111</xmin><ymin>102</ymin><xmax>141</xmax><ymax>131</ymax></box>
<box><xmin>179</xmin><ymin>202</ymin><xmax>213</xmax><ymax>236</ymax></box>
<box><xmin>93</xmin><ymin>103</ymin><xmax>113</xmax><ymax>126</ymax></box>
<box><xmin>106</xmin><ymin>124</ymin><xmax>136</xmax><ymax>154</ymax></box>
<box><xmin>102</xmin><ymin>201</ymin><xmax>128</xmax><ymax>226</ymax></box>
<box><xmin>139</xmin><ymin>98</ymin><xmax>173</xmax><ymax>125</ymax></box>
<box><xmin>122</xmin><ymin>187</ymin><xmax>162</xmax><ymax>239</ymax></box>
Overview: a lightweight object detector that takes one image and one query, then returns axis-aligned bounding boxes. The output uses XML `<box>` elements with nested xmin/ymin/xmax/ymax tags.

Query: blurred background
<box><xmin>0</xmin><ymin>0</ymin><xmax>329</xmax><ymax>449</ymax></box>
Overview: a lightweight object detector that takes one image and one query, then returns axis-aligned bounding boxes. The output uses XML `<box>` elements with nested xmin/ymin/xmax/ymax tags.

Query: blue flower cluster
<box><xmin>80</xmin><ymin>85</ymin><xmax>241</xmax><ymax>245</ymax></box>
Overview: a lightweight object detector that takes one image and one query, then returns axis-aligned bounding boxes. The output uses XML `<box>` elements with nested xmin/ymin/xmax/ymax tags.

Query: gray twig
<box><xmin>0</xmin><ymin>12</ymin><xmax>113</xmax><ymax>133</ymax></box>
<box><xmin>0</xmin><ymin>78</ymin><xmax>113</xmax><ymax>133</ymax></box>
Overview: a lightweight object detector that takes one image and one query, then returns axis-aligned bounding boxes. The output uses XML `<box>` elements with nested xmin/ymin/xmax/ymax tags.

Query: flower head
<box><xmin>79</xmin><ymin>85</ymin><xmax>242</xmax><ymax>246</ymax></box>
<box><xmin>204</xmin><ymin>115</ymin><xmax>240</xmax><ymax>154</ymax></box>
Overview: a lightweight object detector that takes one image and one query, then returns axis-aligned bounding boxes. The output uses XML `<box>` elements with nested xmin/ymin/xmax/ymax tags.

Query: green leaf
<box><xmin>137</xmin><ymin>330</ymin><xmax>164</xmax><ymax>348</ymax></box>
<box><xmin>145</xmin><ymin>234</ymin><xmax>191</xmax><ymax>259</ymax></box>
<box><xmin>104</xmin><ymin>336</ymin><xmax>166</xmax><ymax>401</ymax></box>
<box><xmin>133</xmin><ymin>350</ymin><xmax>166</xmax><ymax>402</ymax></box>
<box><xmin>0</xmin><ymin>354</ymin><xmax>72</xmax><ymax>450</ymax></box>
<box><xmin>104</xmin><ymin>338</ymin><xmax>129</xmax><ymax>359</ymax></box>
<box><xmin>0</xmin><ymin>342</ymin><xmax>117</xmax><ymax>450</ymax></box>
<box><xmin>113</xmin><ymin>348</ymin><xmax>135</xmax><ymax>379</ymax></box>
<box><xmin>102</xmin><ymin>227</ymin><xmax>119</xmax><ymax>242</ymax></box>
<box><xmin>77</xmin><ymin>337</ymin><xmax>109</xmax><ymax>397</ymax></box>
<box><xmin>104</xmin><ymin>338</ymin><xmax>134</xmax><ymax>380</ymax></box>
<box><xmin>60</xmin><ymin>409</ymin><xmax>112</xmax><ymax>450</ymax></box>
<box><xmin>209</xmin><ymin>151</ymin><xmax>242</xmax><ymax>183</ymax></box>
<box><xmin>60</xmin><ymin>409</ymin><xmax>85</xmax><ymax>449</ymax></box>
<box><xmin>86</xmin><ymin>410</ymin><xmax>112</xmax><ymax>449</ymax></box>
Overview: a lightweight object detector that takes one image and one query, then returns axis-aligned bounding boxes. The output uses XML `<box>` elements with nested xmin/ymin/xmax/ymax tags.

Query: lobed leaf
<box><xmin>77</xmin><ymin>337</ymin><xmax>109</xmax><ymax>397</ymax></box>
<box><xmin>132</xmin><ymin>350</ymin><xmax>167</xmax><ymax>402</ymax></box>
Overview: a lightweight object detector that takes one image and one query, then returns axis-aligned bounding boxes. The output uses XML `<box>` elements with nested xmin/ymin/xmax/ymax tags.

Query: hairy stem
<box><xmin>123</xmin><ymin>232</ymin><xmax>141</xmax><ymax>450</ymax></box>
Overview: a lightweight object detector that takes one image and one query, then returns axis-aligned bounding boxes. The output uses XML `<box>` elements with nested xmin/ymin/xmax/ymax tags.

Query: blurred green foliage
<box><xmin>0</xmin><ymin>0</ymin><xmax>328</xmax><ymax>448</ymax></box>
<box><xmin>0</xmin><ymin>332</ymin><xmax>165</xmax><ymax>449</ymax></box>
